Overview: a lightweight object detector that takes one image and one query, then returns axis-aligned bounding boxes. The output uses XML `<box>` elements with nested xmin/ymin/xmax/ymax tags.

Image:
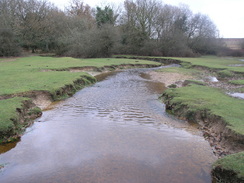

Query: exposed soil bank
<box><xmin>212</xmin><ymin>151</ymin><xmax>244</xmax><ymax>183</ymax></box>
<box><xmin>0</xmin><ymin>99</ymin><xmax>42</xmax><ymax>143</ymax></box>
<box><xmin>157</xmin><ymin>75</ymin><xmax>244</xmax><ymax>182</ymax></box>
<box><xmin>0</xmin><ymin>75</ymin><xmax>96</xmax><ymax>143</ymax></box>
<box><xmin>0</xmin><ymin>64</ymin><xmax>160</xmax><ymax>143</ymax></box>
<box><xmin>163</xmin><ymin>93</ymin><xmax>244</xmax><ymax>155</ymax></box>
<box><xmin>115</xmin><ymin>56</ymin><xmax>182</xmax><ymax>65</ymax></box>
<box><xmin>212</xmin><ymin>166</ymin><xmax>244</xmax><ymax>183</ymax></box>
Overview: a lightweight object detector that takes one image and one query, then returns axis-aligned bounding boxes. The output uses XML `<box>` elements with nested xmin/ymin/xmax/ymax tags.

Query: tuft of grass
<box><xmin>230</xmin><ymin>80</ymin><xmax>244</xmax><ymax>85</ymax></box>
<box><xmin>217</xmin><ymin>70</ymin><xmax>234</xmax><ymax>78</ymax></box>
<box><xmin>183</xmin><ymin>80</ymin><xmax>206</xmax><ymax>86</ymax></box>
<box><xmin>213</xmin><ymin>152</ymin><xmax>244</xmax><ymax>178</ymax></box>
<box><xmin>164</xmin><ymin>84</ymin><xmax>244</xmax><ymax>135</ymax></box>
<box><xmin>27</xmin><ymin>107</ymin><xmax>42</xmax><ymax>116</ymax></box>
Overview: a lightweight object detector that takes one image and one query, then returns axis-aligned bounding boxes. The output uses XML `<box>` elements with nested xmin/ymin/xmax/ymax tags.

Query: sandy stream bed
<box><xmin>147</xmin><ymin>71</ymin><xmax>194</xmax><ymax>87</ymax></box>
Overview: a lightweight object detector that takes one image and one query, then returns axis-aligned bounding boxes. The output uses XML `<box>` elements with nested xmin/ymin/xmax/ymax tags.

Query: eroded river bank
<box><xmin>0</xmin><ymin>67</ymin><xmax>217</xmax><ymax>183</ymax></box>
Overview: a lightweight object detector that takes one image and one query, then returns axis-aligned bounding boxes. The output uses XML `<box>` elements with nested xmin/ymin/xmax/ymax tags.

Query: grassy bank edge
<box><xmin>114</xmin><ymin>55</ymin><xmax>244</xmax><ymax>77</ymax></box>
<box><xmin>0</xmin><ymin>74</ymin><xmax>96</xmax><ymax>143</ymax></box>
<box><xmin>212</xmin><ymin>152</ymin><xmax>244</xmax><ymax>182</ymax></box>
<box><xmin>0</xmin><ymin>97</ymin><xmax>41</xmax><ymax>143</ymax></box>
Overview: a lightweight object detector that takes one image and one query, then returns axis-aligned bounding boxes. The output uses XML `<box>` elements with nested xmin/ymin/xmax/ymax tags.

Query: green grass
<box><xmin>0</xmin><ymin>97</ymin><xmax>28</xmax><ymax>135</ymax></box>
<box><xmin>0</xmin><ymin>56</ymin><xmax>160</xmax><ymax>70</ymax></box>
<box><xmin>171</xmin><ymin>56</ymin><xmax>244</xmax><ymax>73</ymax></box>
<box><xmin>116</xmin><ymin>55</ymin><xmax>244</xmax><ymax>76</ymax></box>
<box><xmin>230</xmin><ymin>80</ymin><xmax>244</xmax><ymax>85</ymax></box>
<box><xmin>0</xmin><ymin>56</ymin><xmax>160</xmax><ymax>96</ymax></box>
<box><xmin>164</xmin><ymin>84</ymin><xmax>244</xmax><ymax>135</ymax></box>
<box><xmin>213</xmin><ymin>152</ymin><xmax>244</xmax><ymax>178</ymax></box>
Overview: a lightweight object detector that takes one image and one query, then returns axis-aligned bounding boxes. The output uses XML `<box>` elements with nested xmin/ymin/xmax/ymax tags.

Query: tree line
<box><xmin>0</xmin><ymin>0</ymin><xmax>223</xmax><ymax>57</ymax></box>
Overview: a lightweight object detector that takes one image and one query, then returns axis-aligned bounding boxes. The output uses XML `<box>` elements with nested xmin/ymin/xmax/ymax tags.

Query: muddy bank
<box><xmin>42</xmin><ymin>63</ymin><xmax>160</xmax><ymax>73</ymax></box>
<box><xmin>0</xmin><ymin>99</ymin><xmax>42</xmax><ymax>143</ymax></box>
<box><xmin>163</xmin><ymin>93</ymin><xmax>244</xmax><ymax>156</ymax></box>
<box><xmin>115</xmin><ymin>56</ymin><xmax>182</xmax><ymax>65</ymax></box>
<box><xmin>0</xmin><ymin>75</ymin><xmax>96</xmax><ymax>109</ymax></box>
<box><xmin>162</xmin><ymin>85</ymin><xmax>244</xmax><ymax>183</ymax></box>
<box><xmin>212</xmin><ymin>164</ymin><xmax>244</xmax><ymax>183</ymax></box>
<box><xmin>0</xmin><ymin>75</ymin><xmax>96</xmax><ymax>143</ymax></box>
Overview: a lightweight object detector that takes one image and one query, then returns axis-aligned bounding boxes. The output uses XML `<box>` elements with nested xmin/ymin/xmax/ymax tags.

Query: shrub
<box><xmin>0</xmin><ymin>29</ymin><xmax>20</xmax><ymax>57</ymax></box>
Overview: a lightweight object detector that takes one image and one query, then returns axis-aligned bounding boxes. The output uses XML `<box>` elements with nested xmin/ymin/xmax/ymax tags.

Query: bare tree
<box><xmin>187</xmin><ymin>13</ymin><xmax>219</xmax><ymax>54</ymax></box>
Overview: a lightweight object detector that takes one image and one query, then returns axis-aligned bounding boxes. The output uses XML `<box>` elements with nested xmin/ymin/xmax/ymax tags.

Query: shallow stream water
<box><xmin>0</xmin><ymin>67</ymin><xmax>216</xmax><ymax>183</ymax></box>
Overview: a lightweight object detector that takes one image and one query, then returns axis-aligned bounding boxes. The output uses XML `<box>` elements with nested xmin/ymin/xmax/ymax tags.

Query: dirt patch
<box><xmin>31</xmin><ymin>92</ymin><xmax>53</xmax><ymax>110</ymax></box>
<box><xmin>148</xmin><ymin>71</ymin><xmax>194</xmax><ymax>87</ymax></box>
<box><xmin>0</xmin><ymin>91</ymin><xmax>53</xmax><ymax>110</ymax></box>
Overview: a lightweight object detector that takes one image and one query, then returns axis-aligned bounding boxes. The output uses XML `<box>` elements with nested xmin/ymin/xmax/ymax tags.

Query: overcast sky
<box><xmin>49</xmin><ymin>0</ymin><xmax>244</xmax><ymax>38</ymax></box>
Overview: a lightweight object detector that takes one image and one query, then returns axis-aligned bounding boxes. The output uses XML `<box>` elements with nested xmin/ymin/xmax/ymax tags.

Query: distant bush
<box><xmin>57</xmin><ymin>25</ymin><xmax>118</xmax><ymax>58</ymax></box>
<box><xmin>217</xmin><ymin>47</ymin><xmax>244</xmax><ymax>57</ymax></box>
<box><xmin>0</xmin><ymin>29</ymin><xmax>20</xmax><ymax>57</ymax></box>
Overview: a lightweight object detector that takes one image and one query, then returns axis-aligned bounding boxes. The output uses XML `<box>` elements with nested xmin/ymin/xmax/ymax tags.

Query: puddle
<box><xmin>228</xmin><ymin>64</ymin><xmax>244</xmax><ymax>67</ymax></box>
<box><xmin>205</xmin><ymin>76</ymin><xmax>218</xmax><ymax>82</ymax></box>
<box><xmin>228</xmin><ymin>92</ymin><xmax>244</xmax><ymax>99</ymax></box>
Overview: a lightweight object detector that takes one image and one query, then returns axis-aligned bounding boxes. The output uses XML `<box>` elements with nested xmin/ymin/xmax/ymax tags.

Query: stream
<box><xmin>0</xmin><ymin>67</ymin><xmax>217</xmax><ymax>183</ymax></box>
